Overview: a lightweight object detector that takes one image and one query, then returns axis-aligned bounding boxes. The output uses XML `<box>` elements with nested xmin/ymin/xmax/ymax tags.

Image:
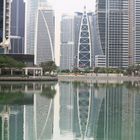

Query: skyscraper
<box><xmin>24</xmin><ymin>0</ymin><xmax>38</xmax><ymax>55</ymax></box>
<box><xmin>0</xmin><ymin>0</ymin><xmax>11</xmax><ymax>53</ymax></box>
<box><xmin>96</xmin><ymin>0</ymin><xmax>129</xmax><ymax>68</ymax></box>
<box><xmin>74</xmin><ymin>7</ymin><xmax>94</xmax><ymax>69</ymax></box>
<box><xmin>10</xmin><ymin>0</ymin><xmax>25</xmax><ymax>54</ymax></box>
<box><xmin>35</xmin><ymin>4</ymin><xmax>55</xmax><ymax>65</ymax></box>
<box><xmin>131</xmin><ymin>0</ymin><xmax>140</xmax><ymax>65</ymax></box>
<box><xmin>60</xmin><ymin>14</ymin><xmax>74</xmax><ymax>71</ymax></box>
<box><xmin>0</xmin><ymin>0</ymin><xmax>3</xmax><ymax>43</ymax></box>
<box><xmin>25</xmin><ymin>0</ymin><xmax>48</xmax><ymax>56</ymax></box>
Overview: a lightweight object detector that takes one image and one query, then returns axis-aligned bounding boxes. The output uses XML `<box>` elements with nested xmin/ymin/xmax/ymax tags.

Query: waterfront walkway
<box><xmin>58</xmin><ymin>74</ymin><xmax>140</xmax><ymax>82</ymax></box>
<box><xmin>0</xmin><ymin>76</ymin><xmax>58</xmax><ymax>81</ymax></box>
<box><xmin>0</xmin><ymin>74</ymin><xmax>140</xmax><ymax>82</ymax></box>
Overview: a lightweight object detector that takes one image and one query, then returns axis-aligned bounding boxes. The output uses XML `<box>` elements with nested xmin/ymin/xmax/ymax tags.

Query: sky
<box><xmin>49</xmin><ymin>0</ymin><xmax>95</xmax><ymax>14</ymax></box>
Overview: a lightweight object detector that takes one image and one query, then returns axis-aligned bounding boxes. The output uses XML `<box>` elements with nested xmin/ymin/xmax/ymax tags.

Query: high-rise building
<box><xmin>0</xmin><ymin>0</ymin><xmax>11</xmax><ymax>53</ymax></box>
<box><xmin>10</xmin><ymin>0</ymin><xmax>25</xmax><ymax>54</ymax></box>
<box><xmin>74</xmin><ymin>7</ymin><xmax>94</xmax><ymax>69</ymax></box>
<box><xmin>92</xmin><ymin>14</ymin><xmax>104</xmax><ymax>66</ymax></box>
<box><xmin>131</xmin><ymin>0</ymin><xmax>140</xmax><ymax>65</ymax></box>
<box><xmin>0</xmin><ymin>0</ymin><xmax>3</xmax><ymax>43</ymax></box>
<box><xmin>24</xmin><ymin>0</ymin><xmax>38</xmax><ymax>55</ymax></box>
<box><xmin>35</xmin><ymin>4</ymin><xmax>55</xmax><ymax>65</ymax></box>
<box><xmin>60</xmin><ymin>14</ymin><xmax>74</xmax><ymax>71</ymax></box>
<box><xmin>25</xmin><ymin>0</ymin><xmax>48</xmax><ymax>56</ymax></box>
<box><xmin>96</xmin><ymin>0</ymin><xmax>129</xmax><ymax>68</ymax></box>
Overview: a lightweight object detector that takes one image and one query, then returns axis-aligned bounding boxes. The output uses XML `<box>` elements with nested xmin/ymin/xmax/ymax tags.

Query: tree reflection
<box><xmin>0</xmin><ymin>91</ymin><xmax>33</xmax><ymax>105</ymax></box>
<box><xmin>41</xmin><ymin>85</ymin><xmax>56</xmax><ymax>99</ymax></box>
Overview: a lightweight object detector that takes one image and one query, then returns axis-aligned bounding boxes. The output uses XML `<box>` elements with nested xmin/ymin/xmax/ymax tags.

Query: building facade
<box><xmin>95</xmin><ymin>55</ymin><xmax>106</xmax><ymax>68</ymax></box>
<box><xmin>24</xmin><ymin>0</ymin><xmax>38</xmax><ymax>55</ymax></box>
<box><xmin>60</xmin><ymin>14</ymin><xmax>74</xmax><ymax>71</ymax></box>
<box><xmin>25</xmin><ymin>0</ymin><xmax>48</xmax><ymax>56</ymax></box>
<box><xmin>95</xmin><ymin>0</ymin><xmax>129</xmax><ymax>68</ymax></box>
<box><xmin>132</xmin><ymin>0</ymin><xmax>140</xmax><ymax>65</ymax></box>
<box><xmin>74</xmin><ymin>8</ymin><xmax>94</xmax><ymax>69</ymax></box>
<box><xmin>10</xmin><ymin>0</ymin><xmax>25</xmax><ymax>54</ymax></box>
<box><xmin>35</xmin><ymin>4</ymin><xmax>55</xmax><ymax>65</ymax></box>
<box><xmin>92</xmin><ymin>14</ymin><xmax>104</xmax><ymax>67</ymax></box>
<box><xmin>0</xmin><ymin>0</ymin><xmax>11</xmax><ymax>53</ymax></box>
<box><xmin>0</xmin><ymin>0</ymin><xmax>3</xmax><ymax>43</ymax></box>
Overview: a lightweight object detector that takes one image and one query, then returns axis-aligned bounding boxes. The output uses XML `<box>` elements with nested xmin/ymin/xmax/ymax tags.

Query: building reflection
<box><xmin>0</xmin><ymin>82</ymin><xmax>56</xmax><ymax>140</ymax></box>
<box><xmin>0</xmin><ymin>105</ymin><xmax>24</xmax><ymax>140</ymax></box>
<box><xmin>0</xmin><ymin>81</ymin><xmax>140</xmax><ymax>139</ymax></box>
<box><xmin>59</xmin><ymin>81</ymin><xmax>140</xmax><ymax>140</ymax></box>
<box><xmin>24</xmin><ymin>94</ymin><xmax>54</xmax><ymax>140</ymax></box>
<box><xmin>59</xmin><ymin>82</ymin><xmax>74</xmax><ymax>134</ymax></box>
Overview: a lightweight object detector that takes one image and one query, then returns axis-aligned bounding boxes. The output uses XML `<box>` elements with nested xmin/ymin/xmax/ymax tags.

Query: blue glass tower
<box><xmin>0</xmin><ymin>0</ymin><xmax>3</xmax><ymax>43</ymax></box>
<box><xmin>10</xmin><ymin>0</ymin><xmax>25</xmax><ymax>54</ymax></box>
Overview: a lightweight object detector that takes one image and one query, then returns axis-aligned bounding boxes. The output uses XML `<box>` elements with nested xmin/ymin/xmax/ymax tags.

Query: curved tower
<box><xmin>75</xmin><ymin>7</ymin><xmax>93</xmax><ymax>69</ymax></box>
<box><xmin>35</xmin><ymin>4</ymin><xmax>55</xmax><ymax>65</ymax></box>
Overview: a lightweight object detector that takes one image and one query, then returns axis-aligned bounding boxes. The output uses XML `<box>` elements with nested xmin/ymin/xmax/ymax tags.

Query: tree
<box><xmin>0</xmin><ymin>55</ymin><xmax>25</xmax><ymax>75</ymax></box>
<box><xmin>61</xmin><ymin>69</ymin><xmax>70</xmax><ymax>73</ymax></box>
<box><xmin>40</xmin><ymin>61</ymin><xmax>57</xmax><ymax>75</ymax></box>
<box><xmin>0</xmin><ymin>55</ymin><xmax>25</xmax><ymax>69</ymax></box>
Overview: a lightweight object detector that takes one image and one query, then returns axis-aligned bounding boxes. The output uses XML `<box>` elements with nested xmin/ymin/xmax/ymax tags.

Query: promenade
<box><xmin>0</xmin><ymin>76</ymin><xmax>58</xmax><ymax>81</ymax></box>
<box><xmin>58</xmin><ymin>74</ymin><xmax>140</xmax><ymax>82</ymax></box>
<box><xmin>0</xmin><ymin>74</ymin><xmax>140</xmax><ymax>82</ymax></box>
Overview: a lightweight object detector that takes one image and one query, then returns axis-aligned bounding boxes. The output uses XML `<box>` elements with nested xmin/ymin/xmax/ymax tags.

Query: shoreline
<box><xmin>0</xmin><ymin>75</ymin><xmax>140</xmax><ymax>82</ymax></box>
<box><xmin>58</xmin><ymin>75</ymin><xmax>140</xmax><ymax>82</ymax></box>
<box><xmin>0</xmin><ymin>76</ymin><xmax>58</xmax><ymax>81</ymax></box>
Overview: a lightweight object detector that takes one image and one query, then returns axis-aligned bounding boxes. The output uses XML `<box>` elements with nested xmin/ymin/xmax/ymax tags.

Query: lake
<box><xmin>0</xmin><ymin>81</ymin><xmax>140</xmax><ymax>140</ymax></box>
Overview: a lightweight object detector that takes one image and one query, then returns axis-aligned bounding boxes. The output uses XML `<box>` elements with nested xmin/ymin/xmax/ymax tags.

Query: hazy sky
<box><xmin>48</xmin><ymin>0</ymin><xmax>95</xmax><ymax>65</ymax></box>
<box><xmin>49</xmin><ymin>0</ymin><xmax>95</xmax><ymax>13</ymax></box>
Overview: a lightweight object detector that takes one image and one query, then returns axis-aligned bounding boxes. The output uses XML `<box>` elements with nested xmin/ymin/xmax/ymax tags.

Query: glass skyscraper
<box><xmin>133</xmin><ymin>0</ymin><xmax>140</xmax><ymax>64</ymax></box>
<box><xmin>25</xmin><ymin>0</ymin><xmax>48</xmax><ymax>56</ymax></box>
<box><xmin>35</xmin><ymin>4</ymin><xmax>55</xmax><ymax>65</ymax></box>
<box><xmin>10</xmin><ymin>0</ymin><xmax>25</xmax><ymax>54</ymax></box>
<box><xmin>0</xmin><ymin>0</ymin><xmax>11</xmax><ymax>53</ymax></box>
<box><xmin>60</xmin><ymin>14</ymin><xmax>74</xmax><ymax>71</ymax></box>
<box><xmin>0</xmin><ymin>0</ymin><xmax>3</xmax><ymax>43</ymax></box>
<box><xmin>24</xmin><ymin>0</ymin><xmax>38</xmax><ymax>55</ymax></box>
<box><xmin>96</xmin><ymin>0</ymin><xmax>129</xmax><ymax>68</ymax></box>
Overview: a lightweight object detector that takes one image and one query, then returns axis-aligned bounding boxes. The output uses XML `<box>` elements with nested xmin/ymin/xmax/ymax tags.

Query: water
<box><xmin>0</xmin><ymin>81</ymin><xmax>140</xmax><ymax>140</ymax></box>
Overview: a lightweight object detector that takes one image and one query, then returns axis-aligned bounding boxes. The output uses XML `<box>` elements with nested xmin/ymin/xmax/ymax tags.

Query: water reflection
<box><xmin>0</xmin><ymin>82</ymin><xmax>56</xmax><ymax>140</ymax></box>
<box><xmin>0</xmin><ymin>81</ymin><xmax>140</xmax><ymax>140</ymax></box>
<box><xmin>59</xmin><ymin>81</ymin><xmax>140</xmax><ymax>140</ymax></box>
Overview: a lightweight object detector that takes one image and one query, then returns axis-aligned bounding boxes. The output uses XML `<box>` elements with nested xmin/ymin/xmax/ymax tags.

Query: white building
<box><xmin>74</xmin><ymin>8</ymin><xmax>94</xmax><ymax>69</ymax></box>
<box><xmin>0</xmin><ymin>0</ymin><xmax>11</xmax><ymax>53</ymax></box>
<box><xmin>35</xmin><ymin>4</ymin><xmax>55</xmax><ymax>65</ymax></box>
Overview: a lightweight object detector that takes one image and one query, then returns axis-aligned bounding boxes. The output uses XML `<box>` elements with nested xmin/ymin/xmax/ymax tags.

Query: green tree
<box><xmin>61</xmin><ymin>69</ymin><xmax>70</xmax><ymax>73</ymax></box>
<box><xmin>0</xmin><ymin>55</ymin><xmax>25</xmax><ymax>69</ymax></box>
<box><xmin>40</xmin><ymin>61</ymin><xmax>57</xmax><ymax>75</ymax></box>
<box><xmin>94</xmin><ymin>67</ymin><xmax>100</xmax><ymax>73</ymax></box>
